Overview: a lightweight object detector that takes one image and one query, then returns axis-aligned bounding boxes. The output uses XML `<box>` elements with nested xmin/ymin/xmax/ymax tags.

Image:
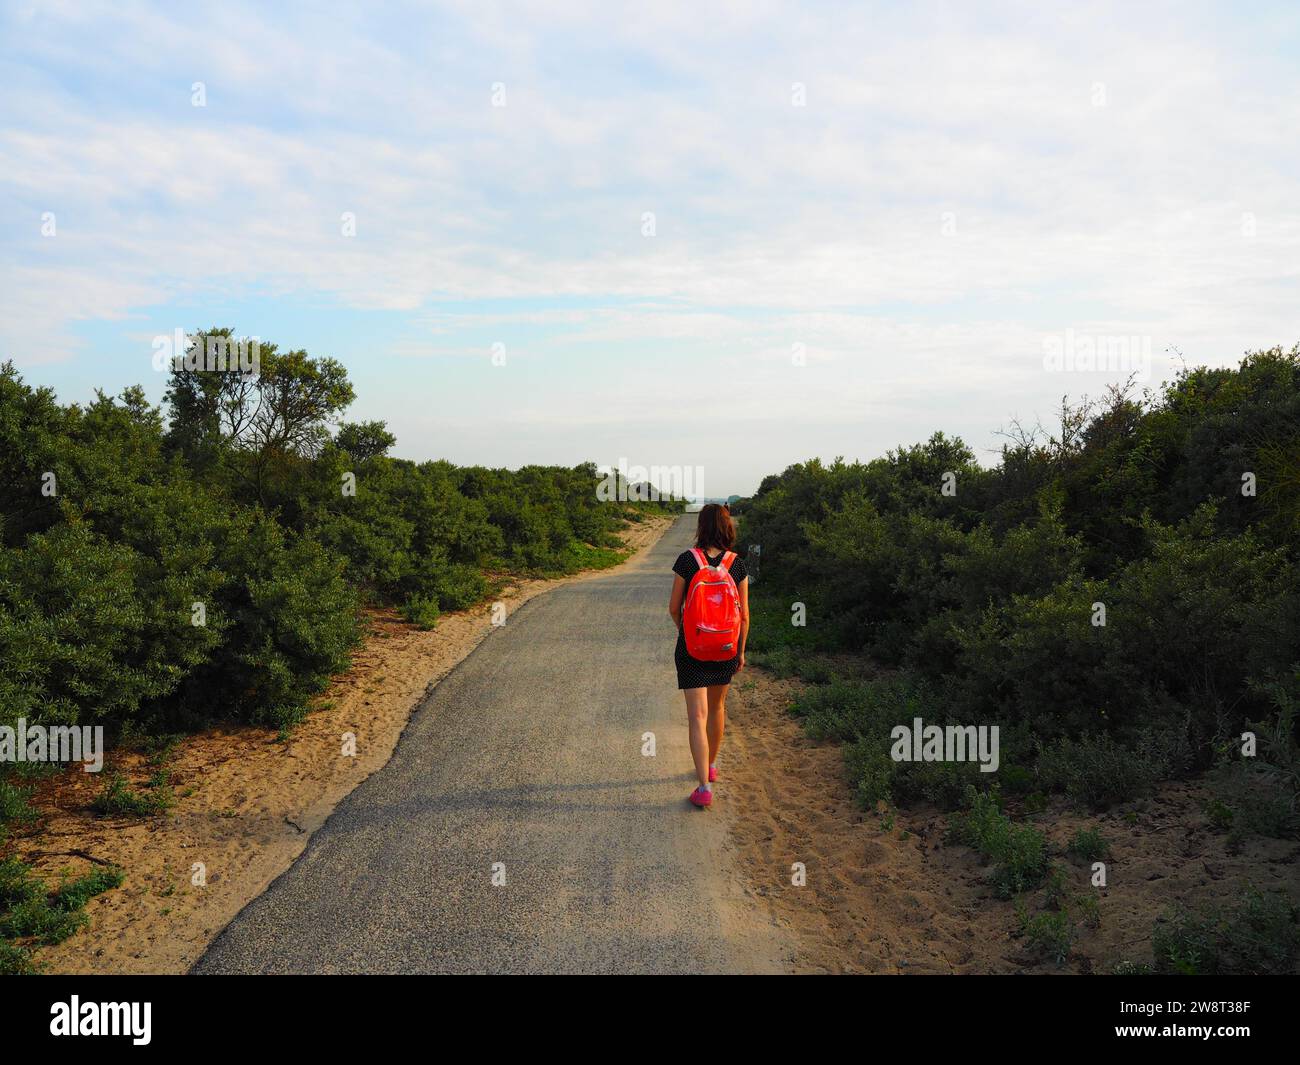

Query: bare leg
<box><xmin>706</xmin><ymin>684</ymin><xmax>728</xmax><ymax>766</ymax></box>
<box><xmin>683</xmin><ymin>687</ymin><xmax>710</xmax><ymax>787</ymax></box>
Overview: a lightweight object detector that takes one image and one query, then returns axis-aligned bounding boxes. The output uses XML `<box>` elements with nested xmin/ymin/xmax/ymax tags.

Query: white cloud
<box><xmin>1</xmin><ymin>0</ymin><xmax>1296</xmax><ymax>487</ymax></box>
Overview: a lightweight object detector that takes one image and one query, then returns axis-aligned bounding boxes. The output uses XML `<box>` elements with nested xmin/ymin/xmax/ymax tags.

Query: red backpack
<box><xmin>682</xmin><ymin>548</ymin><xmax>741</xmax><ymax>661</ymax></box>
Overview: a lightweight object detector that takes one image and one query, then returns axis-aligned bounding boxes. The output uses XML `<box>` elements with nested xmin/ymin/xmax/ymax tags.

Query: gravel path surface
<box><xmin>194</xmin><ymin>516</ymin><xmax>789</xmax><ymax>974</ymax></box>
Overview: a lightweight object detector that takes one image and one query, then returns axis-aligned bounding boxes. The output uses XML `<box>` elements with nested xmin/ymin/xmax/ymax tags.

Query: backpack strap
<box><xmin>692</xmin><ymin>548</ymin><xmax>736</xmax><ymax>572</ymax></box>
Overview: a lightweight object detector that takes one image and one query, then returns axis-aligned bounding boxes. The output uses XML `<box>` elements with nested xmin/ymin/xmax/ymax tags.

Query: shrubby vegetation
<box><xmin>0</xmin><ymin>855</ymin><xmax>125</xmax><ymax>974</ymax></box>
<box><xmin>948</xmin><ymin>789</ymin><xmax>1050</xmax><ymax>898</ymax></box>
<box><xmin>1152</xmin><ymin>887</ymin><xmax>1300</xmax><ymax>975</ymax></box>
<box><xmin>740</xmin><ymin>349</ymin><xmax>1300</xmax><ymax>975</ymax></box>
<box><xmin>0</xmin><ymin>329</ymin><xmax>669</xmax><ymax>739</ymax></box>
<box><xmin>743</xmin><ymin>345</ymin><xmax>1300</xmax><ymax>830</ymax></box>
<box><xmin>0</xmin><ymin>329</ymin><xmax>672</xmax><ymax>966</ymax></box>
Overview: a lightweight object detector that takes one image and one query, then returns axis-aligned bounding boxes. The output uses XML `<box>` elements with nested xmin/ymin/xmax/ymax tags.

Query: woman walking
<box><xmin>667</xmin><ymin>504</ymin><xmax>749</xmax><ymax>808</ymax></box>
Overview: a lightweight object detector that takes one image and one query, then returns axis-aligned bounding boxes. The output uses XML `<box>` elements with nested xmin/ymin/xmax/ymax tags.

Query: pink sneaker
<box><xmin>708</xmin><ymin>765</ymin><xmax>719</xmax><ymax>783</ymax></box>
<box><xmin>689</xmin><ymin>786</ymin><xmax>713</xmax><ymax>808</ymax></box>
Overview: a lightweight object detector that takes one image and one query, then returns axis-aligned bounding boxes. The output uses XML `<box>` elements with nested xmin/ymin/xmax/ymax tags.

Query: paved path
<box><xmin>194</xmin><ymin>516</ymin><xmax>787</xmax><ymax>974</ymax></box>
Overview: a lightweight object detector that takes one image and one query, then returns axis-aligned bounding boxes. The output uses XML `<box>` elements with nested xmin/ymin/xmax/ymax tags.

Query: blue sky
<box><xmin>2</xmin><ymin>0</ymin><xmax>1298</xmax><ymax>495</ymax></box>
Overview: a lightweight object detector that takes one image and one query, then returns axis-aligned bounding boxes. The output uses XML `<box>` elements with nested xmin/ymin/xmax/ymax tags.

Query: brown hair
<box><xmin>694</xmin><ymin>503</ymin><xmax>736</xmax><ymax>551</ymax></box>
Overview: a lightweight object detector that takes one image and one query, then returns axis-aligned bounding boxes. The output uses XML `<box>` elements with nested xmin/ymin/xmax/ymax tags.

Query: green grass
<box><xmin>744</xmin><ymin>584</ymin><xmax>831</xmax><ymax>657</ymax></box>
<box><xmin>1017</xmin><ymin>904</ymin><xmax>1074</xmax><ymax>965</ymax></box>
<box><xmin>1210</xmin><ymin>762</ymin><xmax>1299</xmax><ymax>843</ymax></box>
<box><xmin>1016</xmin><ymin>864</ymin><xmax>1102</xmax><ymax>966</ymax></box>
<box><xmin>0</xmin><ymin>778</ymin><xmax>38</xmax><ymax>826</ymax></box>
<box><xmin>792</xmin><ymin>676</ymin><xmax>1010</xmax><ymax>811</ymax></box>
<box><xmin>1152</xmin><ymin>887</ymin><xmax>1300</xmax><ymax>975</ymax></box>
<box><xmin>144</xmin><ymin>735</ymin><xmax>183</xmax><ymax>767</ymax></box>
<box><xmin>1</xmin><ymin>774</ymin><xmax>128</xmax><ymax>970</ymax></box>
<box><xmin>0</xmin><ymin>857</ymin><xmax>124</xmax><ymax>957</ymax></box>
<box><xmin>90</xmin><ymin>771</ymin><xmax>174</xmax><ymax>817</ymax></box>
<box><xmin>947</xmin><ymin>789</ymin><xmax>1051</xmax><ymax>897</ymax></box>
<box><xmin>557</xmin><ymin>541</ymin><xmax>630</xmax><ymax>572</ymax></box>
<box><xmin>1067</xmin><ymin>826</ymin><xmax>1110</xmax><ymax>862</ymax></box>
<box><xmin>0</xmin><ymin>938</ymin><xmax>38</xmax><ymax>975</ymax></box>
<box><xmin>54</xmin><ymin>867</ymin><xmax>126</xmax><ymax>912</ymax></box>
<box><xmin>788</xmin><ymin>677</ymin><xmax>909</xmax><ymax>743</ymax></box>
<box><xmin>747</xmin><ymin>647</ymin><xmax>840</xmax><ymax>682</ymax></box>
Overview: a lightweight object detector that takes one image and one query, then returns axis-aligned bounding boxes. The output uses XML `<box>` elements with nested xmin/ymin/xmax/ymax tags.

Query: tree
<box><xmin>336</xmin><ymin>420</ymin><xmax>397</xmax><ymax>463</ymax></box>
<box><xmin>164</xmin><ymin>329</ymin><xmax>355</xmax><ymax>504</ymax></box>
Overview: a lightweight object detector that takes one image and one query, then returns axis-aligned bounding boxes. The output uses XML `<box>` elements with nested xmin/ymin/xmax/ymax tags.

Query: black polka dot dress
<box><xmin>673</xmin><ymin>548</ymin><xmax>748</xmax><ymax>690</ymax></box>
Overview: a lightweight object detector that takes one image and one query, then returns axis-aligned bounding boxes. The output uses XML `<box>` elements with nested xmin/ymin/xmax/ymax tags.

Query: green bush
<box><xmin>1017</xmin><ymin>905</ymin><xmax>1074</xmax><ymax>965</ymax></box>
<box><xmin>1000</xmin><ymin>765</ymin><xmax>1035</xmax><ymax>795</ymax></box>
<box><xmin>1036</xmin><ymin>733</ymin><xmax>1164</xmax><ymax>809</ymax></box>
<box><xmin>741</xmin><ymin>345</ymin><xmax>1300</xmax><ymax>796</ymax></box>
<box><xmin>0</xmin><ymin>939</ymin><xmax>36</xmax><ymax>975</ymax></box>
<box><xmin>790</xmin><ymin>675</ymin><xmax>932</xmax><ymax>742</ymax></box>
<box><xmin>844</xmin><ymin>739</ymin><xmax>895</xmax><ymax>808</ymax></box>
<box><xmin>794</xmin><ymin>676</ymin><xmax>1006</xmax><ymax>810</ymax></box>
<box><xmin>948</xmin><ymin>790</ymin><xmax>1051</xmax><ymax>897</ymax></box>
<box><xmin>1210</xmin><ymin>684</ymin><xmax>1300</xmax><ymax>841</ymax></box>
<box><xmin>0</xmin><ymin>522</ymin><xmax>223</xmax><ymax>729</ymax></box>
<box><xmin>421</xmin><ymin>561</ymin><xmax>488</xmax><ymax>611</ymax></box>
<box><xmin>182</xmin><ymin>517</ymin><xmax>362</xmax><ymax>731</ymax></box>
<box><xmin>400</xmin><ymin>595</ymin><xmax>441</xmax><ymax>631</ymax></box>
<box><xmin>743</xmin><ymin>584</ymin><xmax>827</xmax><ymax>658</ymax></box>
<box><xmin>0</xmin><ymin>350</ymin><xmax>662</xmax><ymax>744</ymax></box>
<box><xmin>1067</xmin><ymin>827</ymin><xmax>1110</xmax><ymax>862</ymax></box>
<box><xmin>1211</xmin><ymin>763</ymin><xmax>1298</xmax><ymax>842</ymax></box>
<box><xmin>1153</xmin><ymin>887</ymin><xmax>1300</xmax><ymax>975</ymax></box>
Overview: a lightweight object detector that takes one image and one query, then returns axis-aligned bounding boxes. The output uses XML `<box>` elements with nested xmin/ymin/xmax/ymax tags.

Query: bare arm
<box><xmin>668</xmin><ymin>574</ymin><xmax>686</xmax><ymax>631</ymax></box>
<box><xmin>737</xmin><ymin>576</ymin><xmax>750</xmax><ymax>669</ymax></box>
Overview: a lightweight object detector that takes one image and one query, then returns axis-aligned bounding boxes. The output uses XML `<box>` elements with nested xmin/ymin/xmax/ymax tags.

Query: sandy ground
<box><xmin>13</xmin><ymin>515</ymin><xmax>674</xmax><ymax>975</ymax></box>
<box><xmin>721</xmin><ymin>667</ymin><xmax>1300</xmax><ymax>974</ymax></box>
